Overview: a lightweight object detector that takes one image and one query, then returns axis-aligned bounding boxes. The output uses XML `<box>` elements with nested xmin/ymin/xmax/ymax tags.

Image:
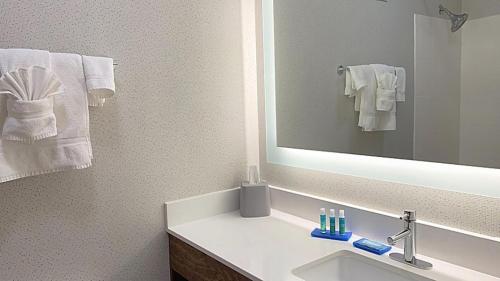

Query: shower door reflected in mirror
<box><xmin>274</xmin><ymin>0</ymin><xmax>500</xmax><ymax>169</ymax></box>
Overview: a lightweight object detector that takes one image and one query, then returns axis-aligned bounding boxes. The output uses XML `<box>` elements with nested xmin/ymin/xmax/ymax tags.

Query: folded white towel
<box><xmin>395</xmin><ymin>67</ymin><xmax>406</xmax><ymax>102</ymax></box>
<box><xmin>347</xmin><ymin>65</ymin><xmax>373</xmax><ymax>113</ymax></box>
<box><xmin>0</xmin><ymin>67</ymin><xmax>64</xmax><ymax>142</ymax></box>
<box><xmin>371</xmin><ymin>64</ymin><xmax>397</xmax><ymax>112</ymax></box>
<box><xmin>0</xmin><ymin>49</ymin><xmax>51</xmax><ymax>74</ymax></box>
<box><xmin>82</xmin><ymin>55</ymin><xmax>115</xmax><ymax>107</ymax></box>
<box><xmin>0</xmin><ymin>53</ymin><xmax>93</xmax><ymax>183</ymax></box>
<box><xmin>0</xmin><ymin>49</ymin><xmax>63</xmax><ymax>142</ymax></box>
<box><xmin>368</xmin><ymin>64</ymin><xmax>397</xmax><ymax>131</ymax></box>
<box><xmin>346</xmin><ymin>65</ymin><xmax>377</xmax><ymax>131</ymax></box>
<box><xmin>345</xmin><ymin>69</ymin><xmax>355</xmax><ymax>98</ymax></box>
<box><xmin>345</xmin><ymin>68</ymin><xmax>359</xmax><ymax>112</ymax></box>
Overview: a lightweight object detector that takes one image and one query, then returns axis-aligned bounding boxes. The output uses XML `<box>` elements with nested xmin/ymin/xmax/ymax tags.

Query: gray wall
<box><xmin>274</xmin><ymin>0</ymin><xmax>460</xmax><ymax>160</ymax></box>
<box><xmin>463</xmin><ymin>0</ymin><xmax>500</xmax><ymax>19</ymax></box>
<box><xmin>460</xmin><ymin>14</ymin><xmax>500</xmax><ymax>168</ymax></box>
<box><xmin>414</xmin><ymin>15</ymin><xmax>462</xmax><ymax>164</ymax></box>
<box><xmin>0</xmin><ymin>1</ymin><xmax>246</xmax><ymax>280</ymax></box>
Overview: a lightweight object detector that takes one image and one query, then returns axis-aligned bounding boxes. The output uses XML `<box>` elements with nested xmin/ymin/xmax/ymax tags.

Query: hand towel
<box><xmin>347</xmin><ymin>65</ymin><xmax>378</xmax><ymax>131</ymax></box>
<box><xmin>0</xmin><ymin>66</ymin><xmax>64</xmax><ymax>142</ymax></box>
<box><xmin>345</xmin><ymin>67</ymin><xmax>360</xmax><ymax>112</ymax></box>
<box><xmin>371</xmin><ymin>64</ymin><xmax>397</xmax><ymax>112</ymax></box>
<box><xmin>0</xmin><ymin>49</ymin><xmax>63</xmax><ymax>142</ymax></box>
<box><xmin>395</xmin><ymin>67</ymin><xmax>406</xmax><ymax>102</ymax></box>
<box><xmin>0</xmin><ymin>53</ymin><xmax>93</xmax><ymax>183</ymax></box>
<box><xmin>346</xmin><ymin>65</ymin><xmax>374</xmax><ymax>113</ymax></box>
<box><xmin>82</xmin><ymin>55</ymin><xmax>115</xmax><ymax>107</ymax></box>
<box><xmin>344</xmin><ymin>69</ymin><xmax>355</xmax><ymax>98</ymax></box>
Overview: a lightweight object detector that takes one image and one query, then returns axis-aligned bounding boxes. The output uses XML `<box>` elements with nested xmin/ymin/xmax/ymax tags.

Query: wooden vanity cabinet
<box><xmin>169</xmin><ymin>234</ymin><xmax>251</xmax><ymax>281</ymax></box>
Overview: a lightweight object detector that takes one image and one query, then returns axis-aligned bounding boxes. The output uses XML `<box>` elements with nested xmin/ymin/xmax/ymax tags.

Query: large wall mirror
<box><xmin>262</xmin><ymin>0</ymin><xmax>500</xmax><ymax>198</ymax></box>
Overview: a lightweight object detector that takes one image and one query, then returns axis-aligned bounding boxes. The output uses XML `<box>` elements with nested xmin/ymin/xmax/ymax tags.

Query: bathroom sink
<box><xmin>292</xmin><ymin>250</ymin><xmax>434</xmax><ymax>281</ymax></box>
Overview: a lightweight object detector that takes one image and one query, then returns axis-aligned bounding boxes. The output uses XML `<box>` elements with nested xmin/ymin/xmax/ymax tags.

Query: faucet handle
<box><xmin>400</xmin><ymin>210</ymin><xmax>416</xmax><ymax>221</ymax></box>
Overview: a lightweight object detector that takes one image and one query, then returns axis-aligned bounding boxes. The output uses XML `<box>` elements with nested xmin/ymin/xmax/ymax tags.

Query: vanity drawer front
<box><xmin>169</xmin><ymin>234</ymin><xmax>251</xmax><ymax>281</ymax></box>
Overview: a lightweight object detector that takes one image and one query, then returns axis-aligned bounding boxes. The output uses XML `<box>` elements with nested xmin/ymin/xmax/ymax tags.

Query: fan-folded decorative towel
<box><xmin>0</xmin><ymin>66</ymin><xmax>64</xmax><ymax>142</ymax></box>
<box><xmin>82</xmin><ymin>55</ymin><xmax>115</xmax><ymax>107</ymax></box>
<box><xmin>0</xmin><ymin>49</ymin><xmax>63</xmax><ymax>142</ymax></box>
<box><xmin>0</xmin><ymin>53</ymin><xmax>93</xmax><ymax>183</ymax></box>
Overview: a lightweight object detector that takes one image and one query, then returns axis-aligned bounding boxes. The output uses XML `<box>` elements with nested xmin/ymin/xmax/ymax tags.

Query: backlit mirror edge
<box><xmin>262</xmin><ymin>0</ymin><xmax>500</xmax><ymax>199</ymax></box>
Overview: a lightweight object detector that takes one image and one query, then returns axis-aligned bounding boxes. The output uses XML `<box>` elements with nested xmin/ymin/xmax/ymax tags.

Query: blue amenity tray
<box><xmin>353</xmin><ymin>238</ymin><xmax>392</xmax><ymax>255</ymax></box>
<box><xmin>311</xmin><ymin>228</ymin><xmax>352</xmax><ymax>241</ymax></box>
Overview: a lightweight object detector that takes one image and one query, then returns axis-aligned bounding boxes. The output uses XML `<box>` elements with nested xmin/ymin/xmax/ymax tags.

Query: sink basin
<box><xmin>292</xmin><ymin>250</ymin><xmax>434</xmax><ymax>281</ymax></box>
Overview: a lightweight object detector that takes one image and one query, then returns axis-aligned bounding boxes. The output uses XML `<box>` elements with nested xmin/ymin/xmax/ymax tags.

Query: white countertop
<box><xmin>167</xmin><ymin>209</ymin><xmax>500</xmax><ymax>281</ymax></box>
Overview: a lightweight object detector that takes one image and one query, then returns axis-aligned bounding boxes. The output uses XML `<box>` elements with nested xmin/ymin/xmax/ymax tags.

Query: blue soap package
<box><xmin>353</xmin><ymin>238</ymin><xmax>391</xmax><ymax>255</ymax></box>
<box><xmin>311</xmin><ymin>228</ymin><xmax>352</xmax><ymax>241</ymax></box>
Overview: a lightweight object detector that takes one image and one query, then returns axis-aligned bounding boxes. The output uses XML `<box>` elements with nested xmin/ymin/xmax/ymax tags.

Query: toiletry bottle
<box><xmin>330</xmin><ymin>209</ymin><xmax>336</xmax><ymax>234</ymax></box>
<box><xmin>320</xmin><ymin>208</ymin><xmax>327</xmax><ymax>233</ymax></box>
<box><xmin>339</xmin><ymin>210</ymin><xmax>346</xmax><ymax>235</ymax></box>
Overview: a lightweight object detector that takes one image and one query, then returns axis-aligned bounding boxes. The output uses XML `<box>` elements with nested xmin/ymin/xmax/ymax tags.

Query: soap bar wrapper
<box><xmin>240</xmin><ymin>182</ymin><xmax>271</xmax><ymax>218</ymax></box>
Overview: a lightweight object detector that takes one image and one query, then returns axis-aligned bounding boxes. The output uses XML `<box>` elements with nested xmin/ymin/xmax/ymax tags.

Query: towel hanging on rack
<box><xmin>0</xmin><ymin>49</ymin><xmax>117</xmax><ymax>182</ymax></box>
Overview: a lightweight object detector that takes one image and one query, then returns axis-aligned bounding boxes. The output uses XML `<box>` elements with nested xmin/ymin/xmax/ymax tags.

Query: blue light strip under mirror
<box><xmin>262</xmin><ymin>0</ymin><xmax>500</xmax><ymax>199</ymax></box>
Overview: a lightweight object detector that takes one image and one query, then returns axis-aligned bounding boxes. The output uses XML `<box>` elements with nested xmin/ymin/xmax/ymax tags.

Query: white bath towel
<box><xmin>0</xmin><ymin>49</ymin><xmax>63</xmax><ymax>142</ymax></box>
<box><xmin>0</xmin><ymin>53</ymin><xmax>93</xmax><ymax>183</ymax></box>
<box><xmin>371</xmin><ymin>64</ymin><xmax>397</xmax><ymax>112</ymax></box>
<box><xmin>82</xmin><ymin>55</ymin><xmax>115</xmax><ymax>107</ymax></box>
<box><xmin>395</xmin><ymin>67</ymin><xmax>406</xmax><ymax>102</ymax></box>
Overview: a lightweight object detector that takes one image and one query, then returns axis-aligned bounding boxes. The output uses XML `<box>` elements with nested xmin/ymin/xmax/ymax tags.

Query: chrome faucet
<box><xmin>387</xmin><ymin>210</ymin><xmax>432</xmax><ymax>269</ymax></box>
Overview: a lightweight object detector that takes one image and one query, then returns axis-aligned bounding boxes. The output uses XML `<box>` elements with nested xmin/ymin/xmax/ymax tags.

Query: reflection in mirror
<box><xmin>274</xmin><ymin>0</ymin><xmax>500</xmax><ymax>169</ymax></box>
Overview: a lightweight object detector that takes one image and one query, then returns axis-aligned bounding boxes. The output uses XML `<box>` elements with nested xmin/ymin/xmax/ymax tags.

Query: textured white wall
<box><xmin>0</xmin><ymin>1</ymin><xmax>246</xmax><ymax>280</ymax></box>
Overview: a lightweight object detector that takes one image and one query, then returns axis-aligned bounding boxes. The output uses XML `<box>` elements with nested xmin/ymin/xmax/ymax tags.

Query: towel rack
<box><xmin>337</xmin><ymin>65</ymin><xmax>345</xmax><ymax>76</ymax></box>
<box><xmin>338</xmin><ymin>64</ymin><xmax>399</xmax><ymax>77</ymax></box>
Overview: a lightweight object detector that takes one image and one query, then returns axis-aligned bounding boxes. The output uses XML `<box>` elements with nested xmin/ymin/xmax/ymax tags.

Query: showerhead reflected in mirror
<box><xmin>439</xmin><ymin>4</ymin><xmax>468</xmax><ymax>32</ymax></box>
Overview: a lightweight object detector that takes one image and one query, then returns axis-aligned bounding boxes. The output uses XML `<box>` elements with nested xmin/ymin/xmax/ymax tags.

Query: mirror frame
<box><xmin>262</xmin><ymin>0</ymin><xmax>500</xmax><ymax>198</ymax></box>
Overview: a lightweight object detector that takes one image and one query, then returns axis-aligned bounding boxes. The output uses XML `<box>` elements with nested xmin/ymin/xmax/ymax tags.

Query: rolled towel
<box><xmin>82</xmin><ymin>55</ymin><xmax>115</xmax><ymax>107</ymax></box>
<box><xmin>0</xmin><ymin>66</ymin><xmax>64</xmax><ymax>142</ymax></box>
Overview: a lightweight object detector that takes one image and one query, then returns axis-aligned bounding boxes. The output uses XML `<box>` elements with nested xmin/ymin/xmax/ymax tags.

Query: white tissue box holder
<box><xmin>239</xmin><ymin>181</ymin><xmax>271</xmax><ymax>218</ymax></box>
